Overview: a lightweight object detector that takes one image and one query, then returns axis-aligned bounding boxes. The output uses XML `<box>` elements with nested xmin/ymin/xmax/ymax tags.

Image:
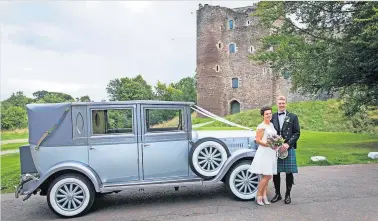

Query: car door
<box><xmin>140</xmin><ymin>104</ymin><xmax>190</xmax><ymax>180</ymax></box>
<box><xmin>88</xmin><ymin>104</ymin><xmax>140</xmax><ymax>184</ymax></box>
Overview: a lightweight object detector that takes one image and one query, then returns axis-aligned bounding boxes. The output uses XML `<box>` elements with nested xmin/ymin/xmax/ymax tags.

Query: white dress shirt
<box><xmin>278</xmin><ymin>110</ymin><xmax>286</xmax><ymax>130</ymax></box>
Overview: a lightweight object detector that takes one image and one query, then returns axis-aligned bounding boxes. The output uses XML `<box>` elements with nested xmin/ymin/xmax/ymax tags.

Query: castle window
<box><xmin>232</xmin><ymin>77</ymin><xmax>239</xmax><ymax>88</ymax></box>
<box><xmin>218</xmin><ymin>42</ymin><xmax>223</xmax><ymax>49</ymax></box>
<box><xmin>229</xmin><ymin>20</ymin><xmax>234</xmax><ymax>29</ymax></box>
<box><xmin>229</xmin><ymin>43</ymin><xmax>236</xmax><ymax>53</ymax></box>
<box><xmin>246</xmin><ymin>20</ymin><xmax>250</xmax><ymax>25</ymax></box>
<box><xmin>215</xmin><ymin>65</ymin><xmax>220</xmax><ymax>72</ymax></box>
<box><xmin>249</xmin><ymin>46</ymin><xmax>255</xmax><ymax>53</ymax></box>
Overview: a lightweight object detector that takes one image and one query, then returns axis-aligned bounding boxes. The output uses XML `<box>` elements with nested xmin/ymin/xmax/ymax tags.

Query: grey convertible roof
<box><xmin>25</xmin><ymin>100</ymin><xmax>194</xmax><ymax>146</ymax></box>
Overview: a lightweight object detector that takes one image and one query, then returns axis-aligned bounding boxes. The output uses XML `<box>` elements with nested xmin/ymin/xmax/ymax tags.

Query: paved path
<box><xmin>0</xmin><ymin>149</ymin><xmax>19</xmax><ymax>155</ymax></box>
<box><xmin>1</xmin><ymin>164</ymin><xmax>378</xmax><ymax>221</ymax></box>
<box><xmin>0</xmin><ymin>139</ymin><xmax>27</xmax><ymax>155</ymax></box>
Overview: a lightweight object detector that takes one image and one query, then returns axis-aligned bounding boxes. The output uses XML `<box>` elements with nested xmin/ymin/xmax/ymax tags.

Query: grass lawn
<box><xmin>1</xmin><ymin>130</ymin><xmax>377</xmax><ymax>194</ymax></box>
<box><xmin>1</xmin><ymin>153</ymin><xmax>20</xmax><ymax>194</ymax></box>
<box><xmin>195</xmin><ymin>128</ymin><xmax>378</xmax><ymax>166</ymax></box>
<box><xmin>195</xmin><ymin>127</ymin><xmax>245</xmax><ymax>131</ymax></box>
<box><xmin>1</xmin><ymin>129</ymin><xmax>28</xmax><ymax>141</ymax></box>
<box><xmin>296</xmin><ymin>131</ymin><xmax>378</xmax><ymax>166</ymax></box>
<box><xmin>1</xmin><ymin>143</ymin><xmax>28</xmax><ymax>151</ymax></box>
<box><xmin>200</xmin><ymin>99</ymin><xmax>378</xmax><ymax>134</ymax></box>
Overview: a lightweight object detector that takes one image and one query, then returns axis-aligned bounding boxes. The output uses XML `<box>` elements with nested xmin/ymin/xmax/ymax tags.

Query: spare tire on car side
<box><xmin>189</xmin><ymin>137</ymin><xmax>231</xmax><ymax>179</ymax></box>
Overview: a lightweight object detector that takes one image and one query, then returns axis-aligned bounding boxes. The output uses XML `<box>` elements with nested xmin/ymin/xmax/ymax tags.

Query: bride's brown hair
<box><xmin>260</xmin><ymin>106</ymin><xmax>272</xmax><ymax>116</ymax></box>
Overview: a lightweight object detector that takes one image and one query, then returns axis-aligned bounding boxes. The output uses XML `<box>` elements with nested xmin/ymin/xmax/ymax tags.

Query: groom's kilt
<box><xmin>277</xmin><ymin>148</ymin><xmax>298</xmax><ymax>173</ymax></box>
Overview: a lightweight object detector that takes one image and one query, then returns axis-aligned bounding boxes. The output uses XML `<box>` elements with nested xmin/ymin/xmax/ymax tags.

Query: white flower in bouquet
<box><xmin>267</xmin><ymin>134</ymin><xmax>285</xmax><ymax>151</ymax></box>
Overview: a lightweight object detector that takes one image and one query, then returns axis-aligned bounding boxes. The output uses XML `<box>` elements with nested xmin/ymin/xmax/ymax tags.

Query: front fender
<box><xmin>23</xmin><ymin>161</ymin><xmax>102</xmax><ymax>195</ymax></box>
<box><xmin>210</xmin><ymin>149</ymin><xmax>256</xmax><ymax>182</ymax></box>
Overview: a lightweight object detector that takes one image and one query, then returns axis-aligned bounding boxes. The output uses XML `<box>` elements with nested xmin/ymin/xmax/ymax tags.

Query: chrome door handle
<box><xmin>142</xmin><ymin>144</ymin><xmax>150</xmax><ymax>147</ymax></box>
<box><xmin>89</xmin><ymin>146</ymin><xmax>95</xmax><ymax>150</ymax></box>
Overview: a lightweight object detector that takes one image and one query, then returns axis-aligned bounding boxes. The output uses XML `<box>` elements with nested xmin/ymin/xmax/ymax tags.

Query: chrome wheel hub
<box><xmin>197</xmin><ymin>146</ymin><xmax>223</xmax><ymax>172</ymax></box>
<box><xmin>233</xmin><ymin>170</ymin><xmax>259</xmax><ymax>195</ymax></box>
<box><xmin>55</xmin><ymin>182</ymin><xmax>86</xmax><ymax>211</ymax></box>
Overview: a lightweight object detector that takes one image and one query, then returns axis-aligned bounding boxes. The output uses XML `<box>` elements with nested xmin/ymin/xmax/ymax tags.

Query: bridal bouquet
<box><xmin>267</xmin><ymin>134</ymin><xmax>285</xmax><ymax>151</ymax></box>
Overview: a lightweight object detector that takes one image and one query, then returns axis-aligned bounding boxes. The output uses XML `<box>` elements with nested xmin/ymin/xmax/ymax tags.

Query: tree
<box><xmin>172</xmin><ymin>77</ymin><xmax>197</xmax><ymax>104</ymax></box>
<box><xmin>76</xmin><ymin>95</ymin><xmax>91</xmax><ymax>102</ymax></box>
<box><xmin>154</xmin><ymin>81</ymin><xmax>183</xmax><ymax>101</ymax></box>
<box><xmin>36</xmin><ymin>92</ymin><xmax>75</xmax><ymax>103</ymax></box>
<box><xmin>250</xmin><ymin>1</ymin><xmax>378</xmax><ymax>116</ymax></box>
<box><xmin>2</xmin><ymin>91</ymin><xmax>33</xmax><ymax>108</ymax></box>
<box><xmin>32</xmin><ymin>90</ymin><xmax>49</xmax><ymax>100</ymax></box>
<box><xmin>106</xmin><ymin>75</ymin><xmax>154</xmax><ymax>101</ymax></box>
<box><xmin>1</xmin><ymin>105</ymin><xmax>28</xmax><ymax>130</ymax></box>
<box><xmin>153</xmin><ymin>76</ymin><xmax>197</xmax><ymax>103</ymax></box>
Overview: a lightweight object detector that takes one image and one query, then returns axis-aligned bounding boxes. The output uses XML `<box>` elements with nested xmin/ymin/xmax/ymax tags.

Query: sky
<box><xmin>0</xmin><ymin>1</ymin><xmax>259</xmax><ymax>102</ymax></box>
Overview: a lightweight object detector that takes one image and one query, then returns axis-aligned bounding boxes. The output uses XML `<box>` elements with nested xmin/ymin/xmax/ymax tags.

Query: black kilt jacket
<box><xmin>271</xmin><ymin>111</ymin><xmax>301</xmax><ymax>149</ymax></box>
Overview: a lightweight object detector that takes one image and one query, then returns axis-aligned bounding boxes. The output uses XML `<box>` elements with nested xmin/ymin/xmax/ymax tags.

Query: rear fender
<box><xmin>21</xmin><ymin>161</ymin><xmax>102</xmax><ymax>195</ymax></box>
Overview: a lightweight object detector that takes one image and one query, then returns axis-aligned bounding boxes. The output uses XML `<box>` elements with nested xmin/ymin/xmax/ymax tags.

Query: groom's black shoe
<box><xmin>285</xmin><ymin>173</ymin><xmax>293</xmax><ymax>204</ymax></box>
<box><xmin>271</xmin><ymin>194</ymin><xmax>282</xmax><ymax>203</ymax></box>
<box><xmin>271</xmin><ymin>174</ymin><xmax>281</xmax><ymax>203</ymax></box>
<box><xmin>284</xmin><ymin>194</ymin><xmax>291</xmax><ymax>204</ymax></box>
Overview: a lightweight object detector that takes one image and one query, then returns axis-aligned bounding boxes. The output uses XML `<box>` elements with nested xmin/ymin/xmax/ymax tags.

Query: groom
<box><xmin>271</xmin><ymin>95</ymin><xmax>301</xmax><ymax>204</ymax></box>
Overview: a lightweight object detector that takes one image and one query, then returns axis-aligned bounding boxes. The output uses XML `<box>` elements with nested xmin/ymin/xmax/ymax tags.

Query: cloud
<box><xmin>1</xmin><ymin>1</ymin><xmax>259</xmax><ymax>101</ymax></box>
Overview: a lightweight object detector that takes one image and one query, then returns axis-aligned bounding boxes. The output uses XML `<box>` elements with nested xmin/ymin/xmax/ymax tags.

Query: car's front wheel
<box><xmin>225</xmin><ymin>160</ymin><xmax>259</xmax><ymax>201</ymax></box>
<box><xmin>47</xmin><ymin>173</ymin><xmax>95</xmax><ymax>218</ymax></box>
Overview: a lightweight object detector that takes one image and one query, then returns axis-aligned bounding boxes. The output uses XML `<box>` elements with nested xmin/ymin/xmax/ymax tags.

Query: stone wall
<box><xmin>196</xmin><ymin>4</ymin><xmax>311</xmax><ymax>117</ymax></box>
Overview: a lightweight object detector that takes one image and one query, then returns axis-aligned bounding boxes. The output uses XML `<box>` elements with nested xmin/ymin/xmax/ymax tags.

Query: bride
<box><xmin>248</xmin><ymin>106</ymin><xmax>278</xmax><ymax>206</ymax></box>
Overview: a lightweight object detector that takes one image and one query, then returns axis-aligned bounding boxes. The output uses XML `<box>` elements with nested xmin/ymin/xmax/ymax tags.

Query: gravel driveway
<box><xmin>1</xmin><ymin>164</ymin><xmax>378</xmax><ymax>221</ymax></box>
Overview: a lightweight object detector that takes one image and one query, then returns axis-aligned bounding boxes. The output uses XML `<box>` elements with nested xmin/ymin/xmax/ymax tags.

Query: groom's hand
<box><xmin>281</xmin><ymin>143</ymin><xmax>289</xmax><ymax>152</ymax></box>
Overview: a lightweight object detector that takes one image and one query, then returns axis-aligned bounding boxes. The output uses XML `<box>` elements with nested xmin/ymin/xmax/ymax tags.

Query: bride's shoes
<box><xmin>263</xmin><ymin>196</ymin><xmax>271</xmax><ymax>205</ymax></box>
<box><xmin>256</xmin><ymin>196</ymin><xmax>271</xmax><ymax>206</ymax></box>
<box><xmin>256</xmin><ymin>196</ymin><xmax>265</xmax><ymax>206</ymax></box>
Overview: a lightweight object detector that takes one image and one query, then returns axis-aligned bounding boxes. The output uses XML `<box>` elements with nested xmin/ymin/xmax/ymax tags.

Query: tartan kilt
<box><xmin>277</xmin><ymin>147</ymin><xmax>298</xmax><ymax>173</ymax></box>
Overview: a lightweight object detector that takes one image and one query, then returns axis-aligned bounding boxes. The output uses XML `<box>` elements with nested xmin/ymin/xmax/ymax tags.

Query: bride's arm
<box><xmin>255</xmin><ymin>128</ymin><xmax>270</xmax><ymax>147</ymax></box>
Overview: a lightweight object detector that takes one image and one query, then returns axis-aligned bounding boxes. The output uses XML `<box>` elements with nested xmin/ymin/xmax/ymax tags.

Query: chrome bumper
<box><xmin>15</xmin><ymin>174</ymin><xmax>39</xmax><ymax>201</ymax></box>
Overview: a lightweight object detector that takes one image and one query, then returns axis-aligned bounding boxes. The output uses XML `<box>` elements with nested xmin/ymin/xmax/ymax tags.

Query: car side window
<box><xmin>92</xmin><ymin>108</ymin><xmax>133</xmax><ymax>135</ymax></box>
<box><xmin>145</xmin><ymin>108</ymin><xmax>183</xmax><ymax>132</ymax></box>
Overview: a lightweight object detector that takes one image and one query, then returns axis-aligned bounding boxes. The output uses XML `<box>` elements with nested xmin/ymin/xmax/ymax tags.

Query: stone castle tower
<box><xmin>196</xmin><ymin>4</ymin><xmax>307</xmax><ymax>117</ymax></box>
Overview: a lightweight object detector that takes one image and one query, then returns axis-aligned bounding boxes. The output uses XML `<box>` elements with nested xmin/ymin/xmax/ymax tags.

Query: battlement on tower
<box><xmin>197</xmin><ymin>3</ymin><xmax>257</xmax><ymax>15</ymax></box>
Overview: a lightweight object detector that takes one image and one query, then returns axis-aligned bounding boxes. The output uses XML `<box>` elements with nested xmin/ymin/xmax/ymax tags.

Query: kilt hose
<box><xmin>277</xmin><ymin>147</ymin><xmax>298</xmax><ymax>174</ymax></box>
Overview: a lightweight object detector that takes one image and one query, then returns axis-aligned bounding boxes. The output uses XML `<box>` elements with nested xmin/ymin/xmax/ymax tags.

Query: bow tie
<box><xmin>278</xmin><ymin>112</ymin><xmax>285</xmax><ymax>116</ymax></box>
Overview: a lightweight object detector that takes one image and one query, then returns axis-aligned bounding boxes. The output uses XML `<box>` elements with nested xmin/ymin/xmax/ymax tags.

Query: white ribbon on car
<box><xmin>190</xmin><ymin>105</ymin><xmax>254</xmax><ymax>131</ymax></box>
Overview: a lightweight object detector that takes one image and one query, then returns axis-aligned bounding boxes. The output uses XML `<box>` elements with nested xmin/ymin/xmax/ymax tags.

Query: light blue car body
<box><xmin>15</xmin><ymin>100</ymin><xmax>257</xmax><ymax>200</ymax></box>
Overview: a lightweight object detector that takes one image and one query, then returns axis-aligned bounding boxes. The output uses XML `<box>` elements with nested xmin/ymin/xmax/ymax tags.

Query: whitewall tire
<box><xmin>189</xmin><ymin>138</ymin><xmax>230</xmax><ymax>179</ymax></box>
<box><xmin>47</xmin><ymin>174</ymin><xmax>95</xmax><ymax>218</ymax></box>
<box><xmin>226</xmin><ymin>160</ymin><xmax>259</xmax><ymax>201</ymax></box>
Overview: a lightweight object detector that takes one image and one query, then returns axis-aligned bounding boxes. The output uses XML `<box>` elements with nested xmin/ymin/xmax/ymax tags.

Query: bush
<box><xmin>1</xmin><ymin>105</ymin><xmax>28</xmax><ymax>130</ymax></box>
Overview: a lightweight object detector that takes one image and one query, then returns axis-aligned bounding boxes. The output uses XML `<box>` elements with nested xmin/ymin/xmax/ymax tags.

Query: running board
<box><xmin>100</xmin><ymin>178</ymin><xmax>204</xmax><ymax>192</ymax></box>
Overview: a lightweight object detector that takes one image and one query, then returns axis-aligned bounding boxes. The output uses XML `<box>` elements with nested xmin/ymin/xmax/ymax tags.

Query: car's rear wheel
<box><xmin>225</xmin><ymin>160</ymin><xmax>259</xmax><ymax>201</ymax></box>
<box><xmin>47</xmin><ymin>173</ymin><xmax>95</xmax><ymax>218</ymax></box>
<box><xmin>189</xmin><ymin>138</ymin><xmax>230</xmax><ymax>179</ymax></box>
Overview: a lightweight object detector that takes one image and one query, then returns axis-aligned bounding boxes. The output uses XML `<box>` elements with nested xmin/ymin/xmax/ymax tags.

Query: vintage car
<box><xmin>15</xmin><ymin>100</ymin><xmax>258</xmax><ymax>217</ymax></box>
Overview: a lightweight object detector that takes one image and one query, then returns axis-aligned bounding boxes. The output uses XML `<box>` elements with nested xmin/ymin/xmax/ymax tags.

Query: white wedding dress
<box><xmin>248</xmin><ymin>122</ymin><xmax>278</xmax><ymax>176</ymax></box>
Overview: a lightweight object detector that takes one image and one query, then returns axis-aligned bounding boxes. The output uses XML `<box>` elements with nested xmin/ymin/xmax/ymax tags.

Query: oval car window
<box><xmin>95</xmin><ymin>113</ymin><xmax>100</xmax><ymax>127</ymax></box>
<box><xmin>76</xmin><ymin>112</ymin><xmax>84</xmax><ymax>134</ymax></box>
